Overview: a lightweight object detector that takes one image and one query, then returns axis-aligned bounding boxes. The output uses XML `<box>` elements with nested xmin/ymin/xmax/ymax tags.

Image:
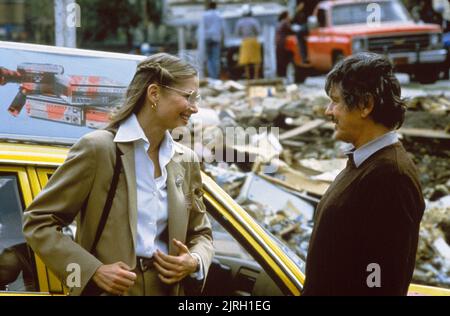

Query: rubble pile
<box><xmin>414</xmin><ymin>197</ymin><xmax>450</xmax><ymax>287</ymax></box>
<box><xmin>195</xmin><ymin>79</ymin><xmax>450</xmax><ymax>288</ymax></box>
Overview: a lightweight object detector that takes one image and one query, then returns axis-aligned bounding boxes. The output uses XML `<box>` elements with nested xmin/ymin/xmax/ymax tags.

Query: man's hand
<box><xmin>92</xmin><ymin>262</ymin><xmax>137</xmax><ymax>295</ymax></box>
<box><xmin>153</xmin><ymin>238</ymin><xmax>199</xmax><ymax>285</ymax></box>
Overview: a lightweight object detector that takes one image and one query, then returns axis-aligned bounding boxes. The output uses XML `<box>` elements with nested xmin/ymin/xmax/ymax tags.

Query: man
<box><xmin>291</xmin><ymin>2</ymin><xmax>309</xmax><ymax>64</ymax></box>
<box><xmin>302</xmin><ymin>53</ymin><xmax>425</xmax><ymax>296</ymax></box>
<box><xmin>275</xmin><ymin>11</ymin><xmax>294</xmax><ymax>78</ymax></box>
<box><xmin>201</xmin><ymin>1</ymin><xmax>224</xmax><ymax>79</ymax></box>
<box><xmin>235</xmin><ymin>5</ymin><xmax>261</xmax><ymax>79</ymax></box>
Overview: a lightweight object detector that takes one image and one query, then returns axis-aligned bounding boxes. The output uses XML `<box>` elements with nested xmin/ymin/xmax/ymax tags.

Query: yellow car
<box><xmin>0</xmin><ymin>41</ymin><xmax>448</xmax><ymax>296</ymax></box>
<box><xmin>0</xmin><ymin>140</ymin><xmax>449</xmax><ymax>296</ymax></box>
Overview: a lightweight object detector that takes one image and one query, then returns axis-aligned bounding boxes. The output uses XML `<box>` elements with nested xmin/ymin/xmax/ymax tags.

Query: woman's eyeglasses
<box><xmin>161</xmin><ymin>85</ymin><xmax>201</xmax><ymax>107</ymax></box>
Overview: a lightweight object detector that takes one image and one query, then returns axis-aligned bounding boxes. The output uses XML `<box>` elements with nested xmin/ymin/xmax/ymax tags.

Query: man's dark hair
<box><xmin>325</xmin><ymin>52</ymin><xmax>407</xmax><ymax>129</ymax></box>
<box><xmin>278</xmin><ymin>11</ymin><xmax>289</xmax><ymax>22</ymax></box>
<box><xmin>208</xmin><ymin>1</ymin><xmax>217</xmax><ymax>10</ymax></box>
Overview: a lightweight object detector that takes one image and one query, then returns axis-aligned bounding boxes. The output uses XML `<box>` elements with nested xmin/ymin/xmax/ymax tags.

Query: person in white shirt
<box><xmin>23</xmin><ymin>53</ymin><xmax>214</xmax><ymax>296</ymax></box>
<box><xmin>201</xmin><ymin>1</ymin><xmax>224</xmax><ymax>79</ymax></box>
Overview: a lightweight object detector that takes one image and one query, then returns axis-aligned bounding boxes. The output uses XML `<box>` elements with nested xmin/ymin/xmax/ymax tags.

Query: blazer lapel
<box><xmin>116</xmin><ymin>142</ymin><xmax>138</xmax><ymax>252</ymax></box>
<box><xmin>166</xmin><ymin>156</ymin><xmax>187</xmax><ymax>256</ymax></box>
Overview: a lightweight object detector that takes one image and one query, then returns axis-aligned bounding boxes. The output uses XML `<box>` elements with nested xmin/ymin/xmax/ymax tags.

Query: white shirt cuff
<box><xmin>189</xmin><ymin>252</ymin><xmax>204</xmax><ymax>280</ymax></box>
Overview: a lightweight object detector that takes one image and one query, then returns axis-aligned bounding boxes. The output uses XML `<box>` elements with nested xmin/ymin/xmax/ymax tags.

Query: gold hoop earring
<box><xmin>151</xmin><ymin>102</ymin><xmax>157</xmax><ymax>110</ymax></box>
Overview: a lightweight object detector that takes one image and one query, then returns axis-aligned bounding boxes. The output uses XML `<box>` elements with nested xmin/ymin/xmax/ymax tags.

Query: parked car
<box><xmin>289</xmin><ymin>0</ymin><xmax>447</xmax><ymax>84</ymax></box>
<box><xmin>1</xmin><ymin>41</ymin><xmax>449</xmax><ymax>296</ymax></box>
<box><xmin>2</xmin><ymin>139</ymin><xmax>450</xmax><ymax>296</ymax></box>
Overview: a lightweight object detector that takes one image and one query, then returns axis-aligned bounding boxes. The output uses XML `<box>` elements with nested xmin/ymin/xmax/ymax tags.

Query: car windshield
<box><xmin>331</xmin><ymin>1</ymin><xmax>411</xmax><ymax>26</ymax></box>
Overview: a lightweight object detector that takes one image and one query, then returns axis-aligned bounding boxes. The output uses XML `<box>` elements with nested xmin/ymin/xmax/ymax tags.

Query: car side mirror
<box><xmin>307</xmin><ymin>16</ymin><xmax>319</xmax><ymax>30</ymax></box>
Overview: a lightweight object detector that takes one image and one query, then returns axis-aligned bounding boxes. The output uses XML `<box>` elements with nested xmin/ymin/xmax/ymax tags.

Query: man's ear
<box><xmin>360</xmin><ymin>95</ymin><xmax>374</xmax><ymax>118</ymax></box>
<box><xmin>146</xmin><ymin>83</ymin><xmax>160</xmax><ymax>103</ymax></box>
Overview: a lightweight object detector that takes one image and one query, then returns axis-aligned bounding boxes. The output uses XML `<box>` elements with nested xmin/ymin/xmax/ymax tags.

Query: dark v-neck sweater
<box><xmin>302</xmin><ymin>142</ymin><xmax>425</xmax><ymax>296</ymax></box>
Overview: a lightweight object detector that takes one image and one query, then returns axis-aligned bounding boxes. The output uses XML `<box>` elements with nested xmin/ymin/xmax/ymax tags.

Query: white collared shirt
<box><xmin>113</xmin><ymin>114</ymin><xmax>204</xmax><ymax>279</ymax></box>
<box><xmin>114</xmin><ymin>114</ymin><xmax>174</xmax><ymax>257</ymax></box>
<box><xmin>344</xmin><ymin>131</ymin><xmax>399</xmax><ymax>168</ymax></box>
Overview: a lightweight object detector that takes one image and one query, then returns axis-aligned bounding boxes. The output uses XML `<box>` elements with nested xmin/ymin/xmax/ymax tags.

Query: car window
<box><xmin>208</xmin><ymin>213</ymin><xmax>254</xmax><ymax>261</ymax></box>
<box><xmin>262</xmin><ymin>226</ymin><xmax>306</xmax><ymax>274</ymax></box>
<box><xmin>0</xmin><ymin>173</ymin><xmax>37</xmax><ymax>292</ymax></box>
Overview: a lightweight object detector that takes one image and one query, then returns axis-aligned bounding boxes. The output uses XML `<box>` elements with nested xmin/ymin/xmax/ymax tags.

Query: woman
<box><xmin>23</xmin><ymin>53</ymin><xmax>214</xmax><ymax>296</ymax></box>
<box><xmin>235</xmin><ymin>7</ymin><xmax>262</xmax><ymax>80</ymax></box>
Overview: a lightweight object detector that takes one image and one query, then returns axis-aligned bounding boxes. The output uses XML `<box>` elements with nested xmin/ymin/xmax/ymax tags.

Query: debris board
<box><xmin>279</xmin><ymin>119</ymin><xmax>325</xmax><ymax>140</ymax></box>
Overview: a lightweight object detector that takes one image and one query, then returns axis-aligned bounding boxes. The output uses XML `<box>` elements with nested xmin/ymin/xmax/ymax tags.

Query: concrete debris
<box><xmin>190</xmin><ymin>107</ymin><xmax>220</xmax><ymax>127</ymax></box>
<box><xmin>236</xmin><ymin>173</ymin><xmax>315</xmax><ymax>221</ymax></box>
<box><xmin>196</xmin><ymin>79</ymin><xmax>450</xmax><ymax>289</ymax></box>
<box><xmin>415</xmin><ymin>197</ymin><xmax>450</xmax><ymax>287</ymax></box>
<box><xmin>407</xmin><ymin>95</ymin><xmax>450</xmax><ymax>114</ymax></box>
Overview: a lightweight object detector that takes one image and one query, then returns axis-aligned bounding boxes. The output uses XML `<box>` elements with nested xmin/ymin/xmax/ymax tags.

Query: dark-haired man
<box><xmin>201</xmin><ymin>1</ymin><xmax>224</xmax><ymax>79</ymax></box>
<box><xmin>302</xmin><ymin>52</ymin><xmax>425</xmax><ymax>296</ymax></box>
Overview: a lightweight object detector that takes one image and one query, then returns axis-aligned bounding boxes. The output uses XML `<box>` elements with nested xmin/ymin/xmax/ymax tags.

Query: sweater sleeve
<box><xmin>353</xmin><ymin>165</ymin><xmax>424</xmax><ymax>295</ymax></box>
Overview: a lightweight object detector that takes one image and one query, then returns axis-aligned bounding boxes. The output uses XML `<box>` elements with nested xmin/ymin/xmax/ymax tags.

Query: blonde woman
<box><xmin>23</xmin><ymin>53</ymin><xmax>214</xmax><ymax>296</ymax></box>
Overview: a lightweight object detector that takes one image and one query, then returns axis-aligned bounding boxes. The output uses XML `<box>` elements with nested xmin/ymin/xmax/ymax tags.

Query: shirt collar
<box><xmin>114</xmin><ymin>114</ymin><xmax>147</xmax><ymax>143</ymax></box>
<box><xmin>344</xmin><ymin>131</ymin><xmax>399</xmax><ymax>168</ymax></box>
<box><xmin>114</xmin><ymin>113</ymin><xmax>176</xmax><ymax>159</ymax></box>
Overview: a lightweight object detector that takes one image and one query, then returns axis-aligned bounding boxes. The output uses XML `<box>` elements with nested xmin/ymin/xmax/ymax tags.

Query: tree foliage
<box><xmin>77</xmin><ymin>0</ymin><xmax>141</xmax><ymax>43</ymax></box>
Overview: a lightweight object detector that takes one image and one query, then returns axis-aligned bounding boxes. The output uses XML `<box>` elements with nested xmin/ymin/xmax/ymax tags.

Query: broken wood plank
<box><xmin>398</xmin><ymin>128</ymin><xmax>450</xmax><ymax>139</ymax></box>
<box><xmin>280</xmin><ymin>140</ymin><xmax>307</xmax><ymax>147</ymax></box>
<box><xmin>259</xmin><ymin>169</ymin><xmax>329</xmax><ymax>197</ymax></box>
<box><xmin>321</xmin><ymin>123</ymin><xmax>450</xmax><ymax>140</ymax></box>
<box><xmin>279</xmin><ymin>119</ymin><xmax>325</xmax><ymax>140</ymax></box>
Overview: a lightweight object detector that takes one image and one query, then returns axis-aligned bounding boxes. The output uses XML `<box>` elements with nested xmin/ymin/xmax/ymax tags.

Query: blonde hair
<box><xmin>107</xmin><ymin>53</ymin><xmax>198</xmax><ymax>129</ymax></box>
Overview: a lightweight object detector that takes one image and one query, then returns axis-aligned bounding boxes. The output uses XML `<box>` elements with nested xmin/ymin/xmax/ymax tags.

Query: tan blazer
<box><xmin>22</xmin><ymin>129</ymin><xmax>214</xmax><ymax>296</ymax></box>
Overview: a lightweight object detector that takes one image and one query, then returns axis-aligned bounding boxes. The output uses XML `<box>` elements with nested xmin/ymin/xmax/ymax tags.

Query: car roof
<box><xmin>0</xmin><ymin>140</ymin><xmax>69</xmax><ymax>167</ymax></box>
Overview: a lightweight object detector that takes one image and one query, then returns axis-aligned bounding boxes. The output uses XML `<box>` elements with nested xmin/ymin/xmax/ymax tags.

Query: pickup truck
<box><xmin>289</xmin><ymin>0</ymin><xmax>448</xmax><ymax>84</ymax></box>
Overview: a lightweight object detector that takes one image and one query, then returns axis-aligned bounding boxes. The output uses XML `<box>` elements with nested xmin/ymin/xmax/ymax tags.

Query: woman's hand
<box><xmin>153</xmin><ymin>239</ymin><xmax>199</xmax><ymax>285</ymax></box>
<box><xmin>92</xmin><ymin>261</ymin><xmax>137</xmax><ymax>295</ymax></box>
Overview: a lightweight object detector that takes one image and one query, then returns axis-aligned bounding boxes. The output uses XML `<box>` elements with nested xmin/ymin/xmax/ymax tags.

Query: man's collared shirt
<box><xmin>344</xmin><ymin>131</ymin><xmax>399</xmax><ymax>168</ymax></box>
<box><xmin>202</xmin><ymin>9</ymin><xmax>223</xmax><ymax>42</ymax></box>
<box><xmin>114</xmin><ymin>114</ymin><xmax>204</xmax><ymax>279</ymax></box>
